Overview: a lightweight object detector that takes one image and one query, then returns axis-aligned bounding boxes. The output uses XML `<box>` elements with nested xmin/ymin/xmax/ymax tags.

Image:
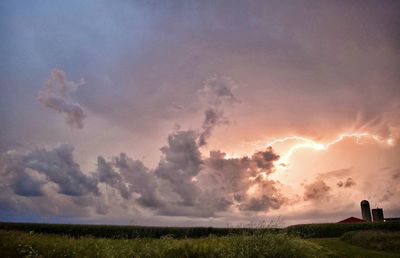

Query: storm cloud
<box><xmin>37</xmin><ymin>69</ymin><xmax>86</xmax><ymax>129</ymax></box>
<box><xmin>0</xmin><ymin>129</ymin><xmax>285</xmax><ymax>218</ymax></box>
<box><xmin>0</xmin><ymin>74</ymin><xmax>284</xmax><ymax>218</ymax></box>
<box><xmin>1</xmin><ymin>145</ymin><xmax>98</xmax><ymax>197</ymax></box>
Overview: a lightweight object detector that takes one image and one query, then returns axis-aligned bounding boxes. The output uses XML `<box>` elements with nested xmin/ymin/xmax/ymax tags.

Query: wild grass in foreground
<box><xmin>0</xmin><ymin>230</ymin><xmax>326</xmax><ymax>258</ymax></box>
<box><xmin>341</xmin><ymin>230</ymin><xmax>400</xmax><ymax>253</ymax></box>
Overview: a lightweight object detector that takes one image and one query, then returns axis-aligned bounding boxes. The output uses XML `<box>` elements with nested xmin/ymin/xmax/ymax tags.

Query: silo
<box><xmin>372</xmin><ymin>208</ymin><xmax>384</xmax><ymax>222</ymax></box>
<box><xmin>360</xmin><ymin>200</ymin><xmax>372</xmax><ymax>222</ymax></box>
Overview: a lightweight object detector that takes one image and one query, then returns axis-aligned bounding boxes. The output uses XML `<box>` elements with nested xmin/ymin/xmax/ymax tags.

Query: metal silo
<box><xmin>360</xmin><ymin>200</ymin><xmax>372</xmax><ymax>222</ymax></box>
<box><xmin>372</xmin><ymin>208</ymin><xmax>384</xmax><ymax>222</ymax></box>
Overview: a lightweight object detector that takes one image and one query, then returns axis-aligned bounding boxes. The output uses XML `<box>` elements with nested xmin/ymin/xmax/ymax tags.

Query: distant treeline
<box><xmin>0</xmin><ymin>222</ymin><xmax>280</xmax><ymax>239</ymax></box>
<box><xmin>1</xmin><ymin>221</ymin><xmax>399</xmax><ymax>239</ymax></box>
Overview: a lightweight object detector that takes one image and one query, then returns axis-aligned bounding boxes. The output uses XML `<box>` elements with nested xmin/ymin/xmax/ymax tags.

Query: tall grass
<box><xmin>0</xmin><ymin>230</ymin><xmax>326</xmax><ymax>258</ymax></box>
<box><xmin>341</xmin><ymin>230</ymin><xmax>400</xmax><ymax>253</ymax></box>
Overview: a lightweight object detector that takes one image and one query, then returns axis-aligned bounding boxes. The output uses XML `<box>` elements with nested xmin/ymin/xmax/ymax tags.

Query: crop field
<box><xmin>0</xmin><ymin>222</ymin><xmax>274</xmax><ymax>239</ymax></box>
<box><xmin>1</xmin><ymin>222</ymin><xmax>400</xmax><ymax>257</ymax></box>
<box><xmin>0</xmin><ymin>230</ymin><xmax>326</xmax><ymax>258</ymax></box>
<box><xmin>1</xmin><ymin>221</ymin><xmax>400</xmax><ymax>239</ymax></box>
<box><xmin>286</xmin><ymin>221</ymin><xmax>400</xmax><ymax>238</ymax></box>
<box><xmin>341</xmin><ymin>230</ymin><xmax>400</xmax><ymax>253</ymax></box>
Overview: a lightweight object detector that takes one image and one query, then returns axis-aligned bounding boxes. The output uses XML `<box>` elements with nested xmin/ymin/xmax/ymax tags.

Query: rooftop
<box><xmin>337</xmin><ymin>217</ymin><xmax>366</xmax><ymax>223</ymax></box>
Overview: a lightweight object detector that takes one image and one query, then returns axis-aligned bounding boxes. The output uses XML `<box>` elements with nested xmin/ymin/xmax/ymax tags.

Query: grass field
<box><xmin>0</xmin><ymin>222</ymin><xmax>272</xmax><ymax>239</ymax></box>
<box><xmin>2</xmin><ymin>221</ymin><xmax>400</xmax><ymax>239</ymax></box>
<box><xmin>341</xmin><ymin>230</ymin><xmax>400</xmax><ymax>253</ymax></box>
<box><xmin>1</xmin><ymin>222</ymin><xmax>400</xmax><ymax>257</ymax></box>
<box><xmin>0</xmin><ymin>230</ymin><xmax>326</xmax><ymax>258</ymax></box>
<box><xmin>310</xmin><ymin>238</ymin><xmax>400</xmax><ymax>258</ymax></box>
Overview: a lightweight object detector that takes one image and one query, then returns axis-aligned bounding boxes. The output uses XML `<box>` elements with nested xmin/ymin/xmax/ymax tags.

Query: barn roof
<box><xmin>337</xmin><ymin>217</ymin><xmax>366</xmax><ymax>223</ymax></box>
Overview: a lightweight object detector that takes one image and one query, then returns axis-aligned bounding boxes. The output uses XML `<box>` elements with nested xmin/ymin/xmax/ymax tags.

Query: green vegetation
<box><xmin>287</xmin><ymin>221</ymin><xmax>400</xmax><ymax>238</ymax></box>
<box><xmin>341</xmin><ymin>230</ymin><xmax>400</xmax><ymax>253</ymax></box>
<box><xmin>311</xmin><ymin>238</ymin><xmax>400</xmax><ymax>258</ymax></box>
<box><xmin>0</xmin><ymin>222</ymin><xmax>280</xmax><ymax>239</ymax></box>
<box><xmin>3</xmin><ymin>221</ymin><xmax>400</xmax><ymax>239</ymax></box>
<box><xmin>0</xmin><ymin>230</ymin><xmax>326</xmax><ymax>258</ymax></box>
<box><xmin>1</xmin><ymin>222</ymin><xmax>400</xmax><ymax>257</ymax></box>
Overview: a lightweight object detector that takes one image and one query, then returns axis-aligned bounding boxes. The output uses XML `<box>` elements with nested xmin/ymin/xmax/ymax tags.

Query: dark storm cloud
<box><xmin>96</xmin><ymin>156</ymin><xmax>131</xmax><ymax>199</ymax></box>
<box><xmin>238</xmin><ymin>195</ymin><xmax>283</xmax><ymax>212</ymax></box>
<box><xmin>37</xmin><ymin>69</ymin><xmax>86</xmax><ymax>129</ymax></box>
<box><xmin>0</xmin><ymin>131</ymin><xmax>284</xmax><ymax>217</ymax></box>
<box><xmin>13</xmin><ymin>174</ymin><xmax>46</xmax><ymax>197</ymax></box>
<box><xmin>303</xmin><ymin>179</ymin><xmax>331</xmax><ymax>201</ymax></box>
<box><xmin>113</xmin><ymin>153</ymin><xmax>161</xmax><ymax>208</ymax></box>
<box><xmin>0</xmin><ymin>154</ymin><xmax>46</xmax><ymax>197</ymax></box>
<box><xmin>24</xmin><ymin>145</ymin><xmax>98</xmax><ymax>196</ymax></box>
<box><xmin>96</xmin><ymin>138</ymin><xmax>234</xmax><ymax>218</ymax></box>
<box><xmin>155</xmin><ymin>130</ymin><xmax>203</xmax><ymax>206</ymax></box>
<box><xmin>199</xmin><ymin>147</ymin><xmax>283</xmax><ymax>213</ymax></box>
<box><xmin>1</xmin><ymin>145</ymin><xmax>98</xmax><ymax>196</ymax></box>
<box><xmin>251</xmin><ymin>149</ymin><xmax>280</xmax><ymax>174</ymax></box>
<box><xmin>153</xmin><ymin>143</ymin><xmax>283</xmax><ymax>215</ymax></box>
<box><xmin>0</xmin><ymin>146</ymin><xmax>107</xmax><ymax>218</ymax></box>
<box><xmin>95</xmin><ymin>152</ymin><xmax>161</xmax><ymax>206</ymax></box>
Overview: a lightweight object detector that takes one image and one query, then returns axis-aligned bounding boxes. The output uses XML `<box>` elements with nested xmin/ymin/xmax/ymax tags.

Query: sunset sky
<box><xmin>1</xmin><ymin>0</ymin><xmax>400</xmax><ymax>226</ymax></box>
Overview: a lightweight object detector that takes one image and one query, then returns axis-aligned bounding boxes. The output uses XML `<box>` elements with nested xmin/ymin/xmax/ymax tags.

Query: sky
<box><xmin>1</xmin><ymin>0</ymin><xmax>400</xmax><ymax>227</ymax></box>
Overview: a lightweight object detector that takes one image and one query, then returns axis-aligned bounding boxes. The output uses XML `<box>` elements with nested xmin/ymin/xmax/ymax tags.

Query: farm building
<box><xmin>337</xmin><ymin>217</ymin><xmax>366</xmax><ymax>223</ymax></box>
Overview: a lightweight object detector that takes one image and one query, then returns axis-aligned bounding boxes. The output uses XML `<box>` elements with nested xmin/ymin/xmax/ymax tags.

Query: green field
<box><xmin>286</xmin><ymin>221</ymin><xmax>400</xmax><ymax>238</ymax></box>
<box><xmin>0</xmin><ymin>230</ymin><xmax>326</xmax><ymax>258</ymax></box>
<box><xmin>341</xmin><ymin>230</ymin><xmax>400</xmax><ymax>253</ymax></box>
<box><xmin>1</xmin><ymin>222</ymin><xmax>400</xmax><ymax>257</ymax></box>
<box><xmin>2</xmin><ymin>221</ymin><xmax>399</xmax><ymax>239</ymax></box>
<box><xmin>0</xmin><ymin>222</ymin><xmax>267</xmax><ymax>239</ymax></box>
<box><xmin>311</xmin><ymin>238</ymin><xmax>400</xmax><ymax>258</ymax></box>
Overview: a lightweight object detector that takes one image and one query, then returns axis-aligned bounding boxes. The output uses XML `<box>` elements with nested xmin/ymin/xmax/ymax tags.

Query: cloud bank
<box><xmin>1</xmin><ymin>77</ymin><xmax>286</xmax><ymax>219</ymax></box>
<box><xmin>0</xmin><ymin>127</ymin><xmax>284</xmax><ymax>219</ymax></box>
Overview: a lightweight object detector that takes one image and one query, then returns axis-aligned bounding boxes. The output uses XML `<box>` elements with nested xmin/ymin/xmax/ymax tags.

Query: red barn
<box><xmin>337</xmin><ymin>217</ymin><xmax>366</xmax><ymax>223</ymax></box>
